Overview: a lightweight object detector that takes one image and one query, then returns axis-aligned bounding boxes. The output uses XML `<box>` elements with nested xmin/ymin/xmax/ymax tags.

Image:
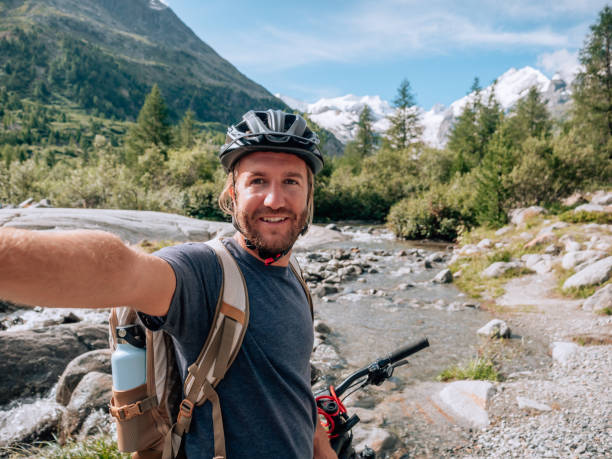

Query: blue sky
<box><xmin>162</xmin><ymin>0</ymin><xmax>608</xmax><ymax>109</ymax></box>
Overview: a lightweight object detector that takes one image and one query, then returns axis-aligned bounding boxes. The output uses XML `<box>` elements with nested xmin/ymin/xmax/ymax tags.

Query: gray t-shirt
<box><xmin>139</xmin><ymin>237</ymin><xmax>316</xmax><ymax>459</ymax></box>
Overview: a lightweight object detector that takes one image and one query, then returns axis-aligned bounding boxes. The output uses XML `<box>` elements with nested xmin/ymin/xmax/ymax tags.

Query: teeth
<box><xmin>262</xmin><ymin>217</ymin><xmax>286</xmax><ymax>222</ymax></box>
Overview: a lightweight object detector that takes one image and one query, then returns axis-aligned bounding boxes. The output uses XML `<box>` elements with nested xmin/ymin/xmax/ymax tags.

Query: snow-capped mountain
<box><xmin>278</xmin><ymin>66</ymin><xmax>572</xmax><ymax>148</ymax></box>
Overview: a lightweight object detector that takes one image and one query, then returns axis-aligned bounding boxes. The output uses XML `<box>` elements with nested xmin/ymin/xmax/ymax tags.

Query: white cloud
<box><xmin>214</xmin><ymin>0</ymin><xmax>601</xmax><ymax>71</ymax></box>
<box><xmin>537</xmin><ymin>49</ymin><xmax>583</xmax><ymax>83</ymax></box>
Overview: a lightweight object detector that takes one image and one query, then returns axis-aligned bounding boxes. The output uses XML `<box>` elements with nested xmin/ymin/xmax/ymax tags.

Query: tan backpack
<box><xmin>108</xmin><ymin>238</ymin><xmax>313</xmax><ymax>459</ymax></box>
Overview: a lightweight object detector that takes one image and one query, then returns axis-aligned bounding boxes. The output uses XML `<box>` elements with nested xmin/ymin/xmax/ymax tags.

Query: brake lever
<box><xmin>392</xmin><ymin>359</ymin><xmax>409</xmax><ymax>369</ymax></box>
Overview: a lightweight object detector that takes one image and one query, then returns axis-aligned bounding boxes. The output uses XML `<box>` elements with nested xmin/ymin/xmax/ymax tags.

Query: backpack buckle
<box><xmin>178</xmin><ymin>399</ymin><xmax>195</xmax><ymax>421</ymax></box>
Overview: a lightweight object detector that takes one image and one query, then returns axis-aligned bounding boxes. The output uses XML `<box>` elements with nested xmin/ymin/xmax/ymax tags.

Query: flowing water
<box><xmin>301</xmin><ymin>228</ymin><xmax>495</xmax><ymax>382</ymax></box>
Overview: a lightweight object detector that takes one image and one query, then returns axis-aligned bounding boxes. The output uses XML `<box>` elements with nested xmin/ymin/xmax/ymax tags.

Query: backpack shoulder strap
<box><xmin>163</xmin><ymin>238</ymin><xmax>249</xmax><ymax>459</ymax></box>
<box><xmin>289</xmin><ymin>254</ymin><xmax>314</xmax><ymax>321</ymax></box>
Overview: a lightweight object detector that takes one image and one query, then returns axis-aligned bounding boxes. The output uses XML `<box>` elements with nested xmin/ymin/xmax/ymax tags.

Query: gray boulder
<box><xmin>432</xmin><ymin>269</ymin><xmax>453</xmax><ymax>284</ymax></box>
<box><xmin>426</xmin><ymin>252</ymin><xmax>446</xmax><ymax>263</ymax></box>
<box><xmin>561</xmin><ymin>250</ymin><xmax>607</xmax><ymax>270</ymax></box>
<box><xmin>477</xmin><ymin>319</ymin><xmax>511</xmax><ymax>339</ymax></box>
<box><xmin>481</xmin><ymin>261</ymin><xmax>523</xmax><ymax>278</ymax></box>
<box><xmin>574</xmin><ymin>204</ymin><xmax>610</xmax><ymax>213</ymax></box>
<box><xmin>439</xmin><ymin>381</ymin><xmax>495</xmax><ymax>428</ymax></box>
<box><xmin>56</xmin><ymin>349</ymin><xmax>112</xmax><ymax>406</ymax></box>
<box><xmin>59</xmin><ymin>371</ymin><xmax>113</xmax><ymax>439</ymax></box>
<box><xmin>591</xmin><ymin>191</ymin><xmax>612</xmax><ymax>206</ymax></box>
<box><xmin>353</xmin><ymin>426</ymin><xmax>398</xmax><ymax>456</ymax></box>
<box><xmin>312</xmin><ymin>284</ymin><xmax>339</xmax><ymax>298</ymax></box>
<box><xmin>562</xmin><ymin>193</ymin><xmax>587</xmax><ymax>207</ymax></box>
<box><xmin>0</xmin><ymin>323</ymin><xmax>107</xmax><ymax>405</ymax></box>
<box><xmin>509</xmin><ymin>206</ymin><xmax>546</xmax><ymax>226</ymax></box>
<box><xmin>562</xmin><ymin>256</ymin><xmax>612</xmax><ymax>290</ymax></box>
<box><xmin>551</xmin><ymin>342</ymin><xmax>578</xmax><ymax>365</ymax></box>
<box><xmin>582</xmin><ymin>284</ymin><xmax>612</xmax><ymax>312</ymax></box>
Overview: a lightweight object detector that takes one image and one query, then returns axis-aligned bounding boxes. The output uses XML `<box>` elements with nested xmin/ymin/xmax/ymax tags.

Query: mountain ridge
<box><xmin>0</xmin><ymin>0</ymin><xmax>286</xmax><ymax>123</ymax></box>
<box><xmin>278</xmin><ymin>66</ymin><xmax>573</xmax><ymax>148</ymax></box>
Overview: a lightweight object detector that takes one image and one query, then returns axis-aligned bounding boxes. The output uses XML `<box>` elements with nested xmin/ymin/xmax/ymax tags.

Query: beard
<box><xmin>235</xmin><ymin>206</ymin><xmax>308</xmax><ymax>256</ymax></box>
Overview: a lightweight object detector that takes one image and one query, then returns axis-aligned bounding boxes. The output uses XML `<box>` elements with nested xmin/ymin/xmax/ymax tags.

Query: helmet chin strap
<box><xmin>231</xmin><ymin>215</ymin><xmax>307</xmax><ymax>266</ymax></box>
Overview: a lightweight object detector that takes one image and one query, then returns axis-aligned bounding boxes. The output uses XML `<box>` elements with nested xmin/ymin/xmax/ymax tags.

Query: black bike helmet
<box><xmin>219</xmin><ymin>109</ymin><xmax>324</xmax><ymax>174</ymax></box>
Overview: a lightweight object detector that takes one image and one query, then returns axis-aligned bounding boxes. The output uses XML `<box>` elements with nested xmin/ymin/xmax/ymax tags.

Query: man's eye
<box><xmin>251</xmin><ymin>178</ymin><xmax>265</xmax><ymax>185</ymax></box>
<box><xmin>285</xmin><ymin>179</ymin><xmax>299</xmax><ymax>185</ymax></box>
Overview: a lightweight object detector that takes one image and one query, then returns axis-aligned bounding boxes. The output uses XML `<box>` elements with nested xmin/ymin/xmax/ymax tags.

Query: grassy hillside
<box><xmin>0</xmin><ymin>0</ymin><xmax>286</xmax><ymax>123</ymax></box>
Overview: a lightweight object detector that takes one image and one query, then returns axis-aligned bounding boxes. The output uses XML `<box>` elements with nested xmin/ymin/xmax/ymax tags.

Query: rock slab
<box><xmin>551</xmin><ymin>341</ymin><xmax>578</xmax><ymax>365</ymax></box>
<box><xmin>582</xmin><ymin>284</ymin><xmax>612</xmax><ymax>312</ymax></box>
<box><xmin>482</xmin><ymin>261</ymin><xmax>523</xmax><ymax>278</ymax></box>
<box><xmin>477</xmin><ymin>319</ymin><xmax>511</xmax><ymax>339</ymax></box>
<box><xmin>562</xmin><ymin>256</ymin><xmax>612</xmax><ymax>290</ymax></box>
<box><xmin>439</xmin><ymin>380</ymin><xmax>495</xmax><ymax>428</ymax></box>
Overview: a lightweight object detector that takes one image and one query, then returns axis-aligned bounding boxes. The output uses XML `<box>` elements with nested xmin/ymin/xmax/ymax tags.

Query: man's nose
<box><xmin>263</xmin><ymin>182</ymin><xmax>285</xmax><ymax>209</ymax></box>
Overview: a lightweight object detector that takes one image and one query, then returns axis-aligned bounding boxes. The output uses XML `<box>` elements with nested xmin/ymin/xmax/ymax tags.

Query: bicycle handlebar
<box><xmin>334</xmin><ymin>338</ymin><xmax>429</xmax><ymax>396</ymax></box>
<box><xmin>377</xmin><ymin>337</ymin><xmax>429</xmax><ymax>367</ymax></box>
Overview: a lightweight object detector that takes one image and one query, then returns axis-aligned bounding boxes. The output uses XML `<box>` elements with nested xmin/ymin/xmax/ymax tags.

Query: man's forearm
<box><xmin>0</xmin><ymin>228</ymin><xmax>142</xmax><ymax>309</ymax></box>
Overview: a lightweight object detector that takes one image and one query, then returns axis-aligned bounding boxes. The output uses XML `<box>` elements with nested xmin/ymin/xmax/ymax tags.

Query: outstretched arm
<box><xmin>0</xmin><ymin>228</ymin><xmax>175</xmax><ymax>316</ymax></box>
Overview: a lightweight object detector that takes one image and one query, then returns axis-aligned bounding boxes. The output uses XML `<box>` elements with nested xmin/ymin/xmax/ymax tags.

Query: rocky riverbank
<box><xmin>445</xmin><ymin>194</ymin><xmax>612</xmax><ymax>458</ymax></box>
<box><xmin>1</xmin><ymin>202</ymin><xmax>611</xmax><ymax>457</ymax></box>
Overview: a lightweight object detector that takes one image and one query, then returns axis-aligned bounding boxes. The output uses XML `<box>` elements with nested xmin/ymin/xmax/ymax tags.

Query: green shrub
<box><xmin>387</xmin><ymin>185</ymin><xmax>471</xmax><ymax>241</ymax></box>
<box><xmin>436</xmin><ymin>357</ymin><xmax>500</xmax><ymax>382</ymax></box>
<box><xmin>559</xmin><ymin>210</ymin><xmax>612</xmax><ymax>225</ymax></box>
<box><xmin>183</xmin><ymin>181</ymin><xmax>227</xmax><ymax>221</ymax></box>
<box><xmin>4</xmin><ymin>435</ymin><xmax>129</xmax><ymax>458</ymax></box>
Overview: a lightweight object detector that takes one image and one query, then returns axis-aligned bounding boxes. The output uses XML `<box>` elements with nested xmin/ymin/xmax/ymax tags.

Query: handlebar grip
<box><xmin>380</xmin><ymin>338</ymin><xmax>429</xmax><ymax>366</ymax></box>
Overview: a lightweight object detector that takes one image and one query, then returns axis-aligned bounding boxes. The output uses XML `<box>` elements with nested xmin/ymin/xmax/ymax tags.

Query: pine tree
<box><xmin>127</xmin><ymin>84</ymin><xmax>172</xmax><ymax>160</ymax></box>
<box><xmin>178</xmin><ymin>109</ymin><xmax>196</xmax><ymax>149</ymax></box>
<box><xmin>506</xmin><ymin>86</ymin><xmax>551</xmax><ymax>143</ymax></box>
<box><xmin>473</xmin><ymin>126</ymin><xmax>515</xmax><ymax>226</ymax></box>
<box><xmin>572</xmin><ymin>6</ymin><xmax>612</xmax><ymax>149</ymax></box>
<box><xmin>386</xmin><ymin>79</ymin><xmax>423</xmax><ymax>149</ymax></box>
<box><xmin>447</xmin><ymin>78</ymin><xmax>503</xmax><ymax>174</ymax></box>
<box><xmin>354</xmin><ymin>105</ymin><xmax>376</xmax><ymax>158</ymax></box>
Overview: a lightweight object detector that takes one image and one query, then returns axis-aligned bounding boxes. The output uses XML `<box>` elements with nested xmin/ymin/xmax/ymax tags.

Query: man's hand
<box><xmin>313</xmin><ymin>419</ymin><xmax>337</xmax><ymax>459</ymax></box>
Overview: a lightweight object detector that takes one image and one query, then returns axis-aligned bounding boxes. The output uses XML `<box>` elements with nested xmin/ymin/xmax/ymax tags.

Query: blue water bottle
<box><xmin>111</xmin><ymin>324</ymin><xmax>147</xmax><ymax>390</ymax></box>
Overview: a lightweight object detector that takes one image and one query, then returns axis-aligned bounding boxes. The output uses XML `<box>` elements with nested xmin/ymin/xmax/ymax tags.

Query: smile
<box><xmin>260</xmin><ymin>217</ymin><xmax>289</xmax><ymax>223</ymax></box>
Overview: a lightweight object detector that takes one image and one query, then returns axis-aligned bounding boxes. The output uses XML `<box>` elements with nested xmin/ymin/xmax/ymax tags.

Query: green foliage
<box><xmin>436</xmin><ymin>357</ymin><xmax>500</xmax><ymax>382</ymax></box>
<box><xmin>386</xmin><ymin>79</ymin><xmax>422</xmax><ymax>149</ymax></box>
<box><xmin>176</xmin><ymin>109</ymin><xmax>196</xmax><ymax>149</ymax></box>
<box><xmin>559</xmin><ymin>210</ymin><xmax>612</xmax><ymax>224</ymax></box>
<box><xmin>472</xmin><ymin>127</ymin><xmax>514</xmax><ymax>226</ymax></box>
<box><xmin>505</xmin><ymin>86</ymin><xmax>552</xmax><ymax>143</ymax></box>
<box><xmin>572</xmin><ymin>6</ymin><xmax>612</xmax><ymax>148</ymax></box>
<box><xmin>353</xmin><ymin>105</ymin><xmax>377</xmax><ymax>159</ymax></box>
<box><xmin>387</xmin><ymin>184</ymin><xmax>472</xmax><ymax>241</ymax></box>
<box><xmin>3</xmin><ymin>435</ymin><xmax>130</xmax><ymax>458</ymax></box>
<box><xmin>126</xmin><ymin>84</ymin><xmax>172</xmax><ymax>160</ymax></box>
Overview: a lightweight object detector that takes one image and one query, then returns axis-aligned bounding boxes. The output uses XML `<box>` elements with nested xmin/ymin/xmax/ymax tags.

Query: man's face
<box><xmin>232</xmin><ymin>151</ymin><xmax>309</xmax><ymax>256</ymax></box>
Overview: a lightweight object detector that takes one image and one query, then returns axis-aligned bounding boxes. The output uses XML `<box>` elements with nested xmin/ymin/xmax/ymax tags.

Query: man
<box><xmin>0</xmin><ymin>109</ymin><xmax>336</xmax><ymax>458</ymax></box>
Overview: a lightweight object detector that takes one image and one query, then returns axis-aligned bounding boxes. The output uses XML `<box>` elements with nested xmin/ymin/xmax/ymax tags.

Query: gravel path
<box><xmin>452</xmin><ymin>270</ymin><xmax>612</xmax><ymax>458</ymax></box>
<box><xmin>457</xmin><ymin>344</ymin><xmax>611</xmax><ymax>458</ymax></box>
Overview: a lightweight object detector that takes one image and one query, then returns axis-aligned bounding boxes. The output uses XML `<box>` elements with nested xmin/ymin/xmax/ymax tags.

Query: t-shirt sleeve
<box><xmin>138</xmin><ymin>243</ymin><xmax>222</xmax><ymax>345</ymax></box>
